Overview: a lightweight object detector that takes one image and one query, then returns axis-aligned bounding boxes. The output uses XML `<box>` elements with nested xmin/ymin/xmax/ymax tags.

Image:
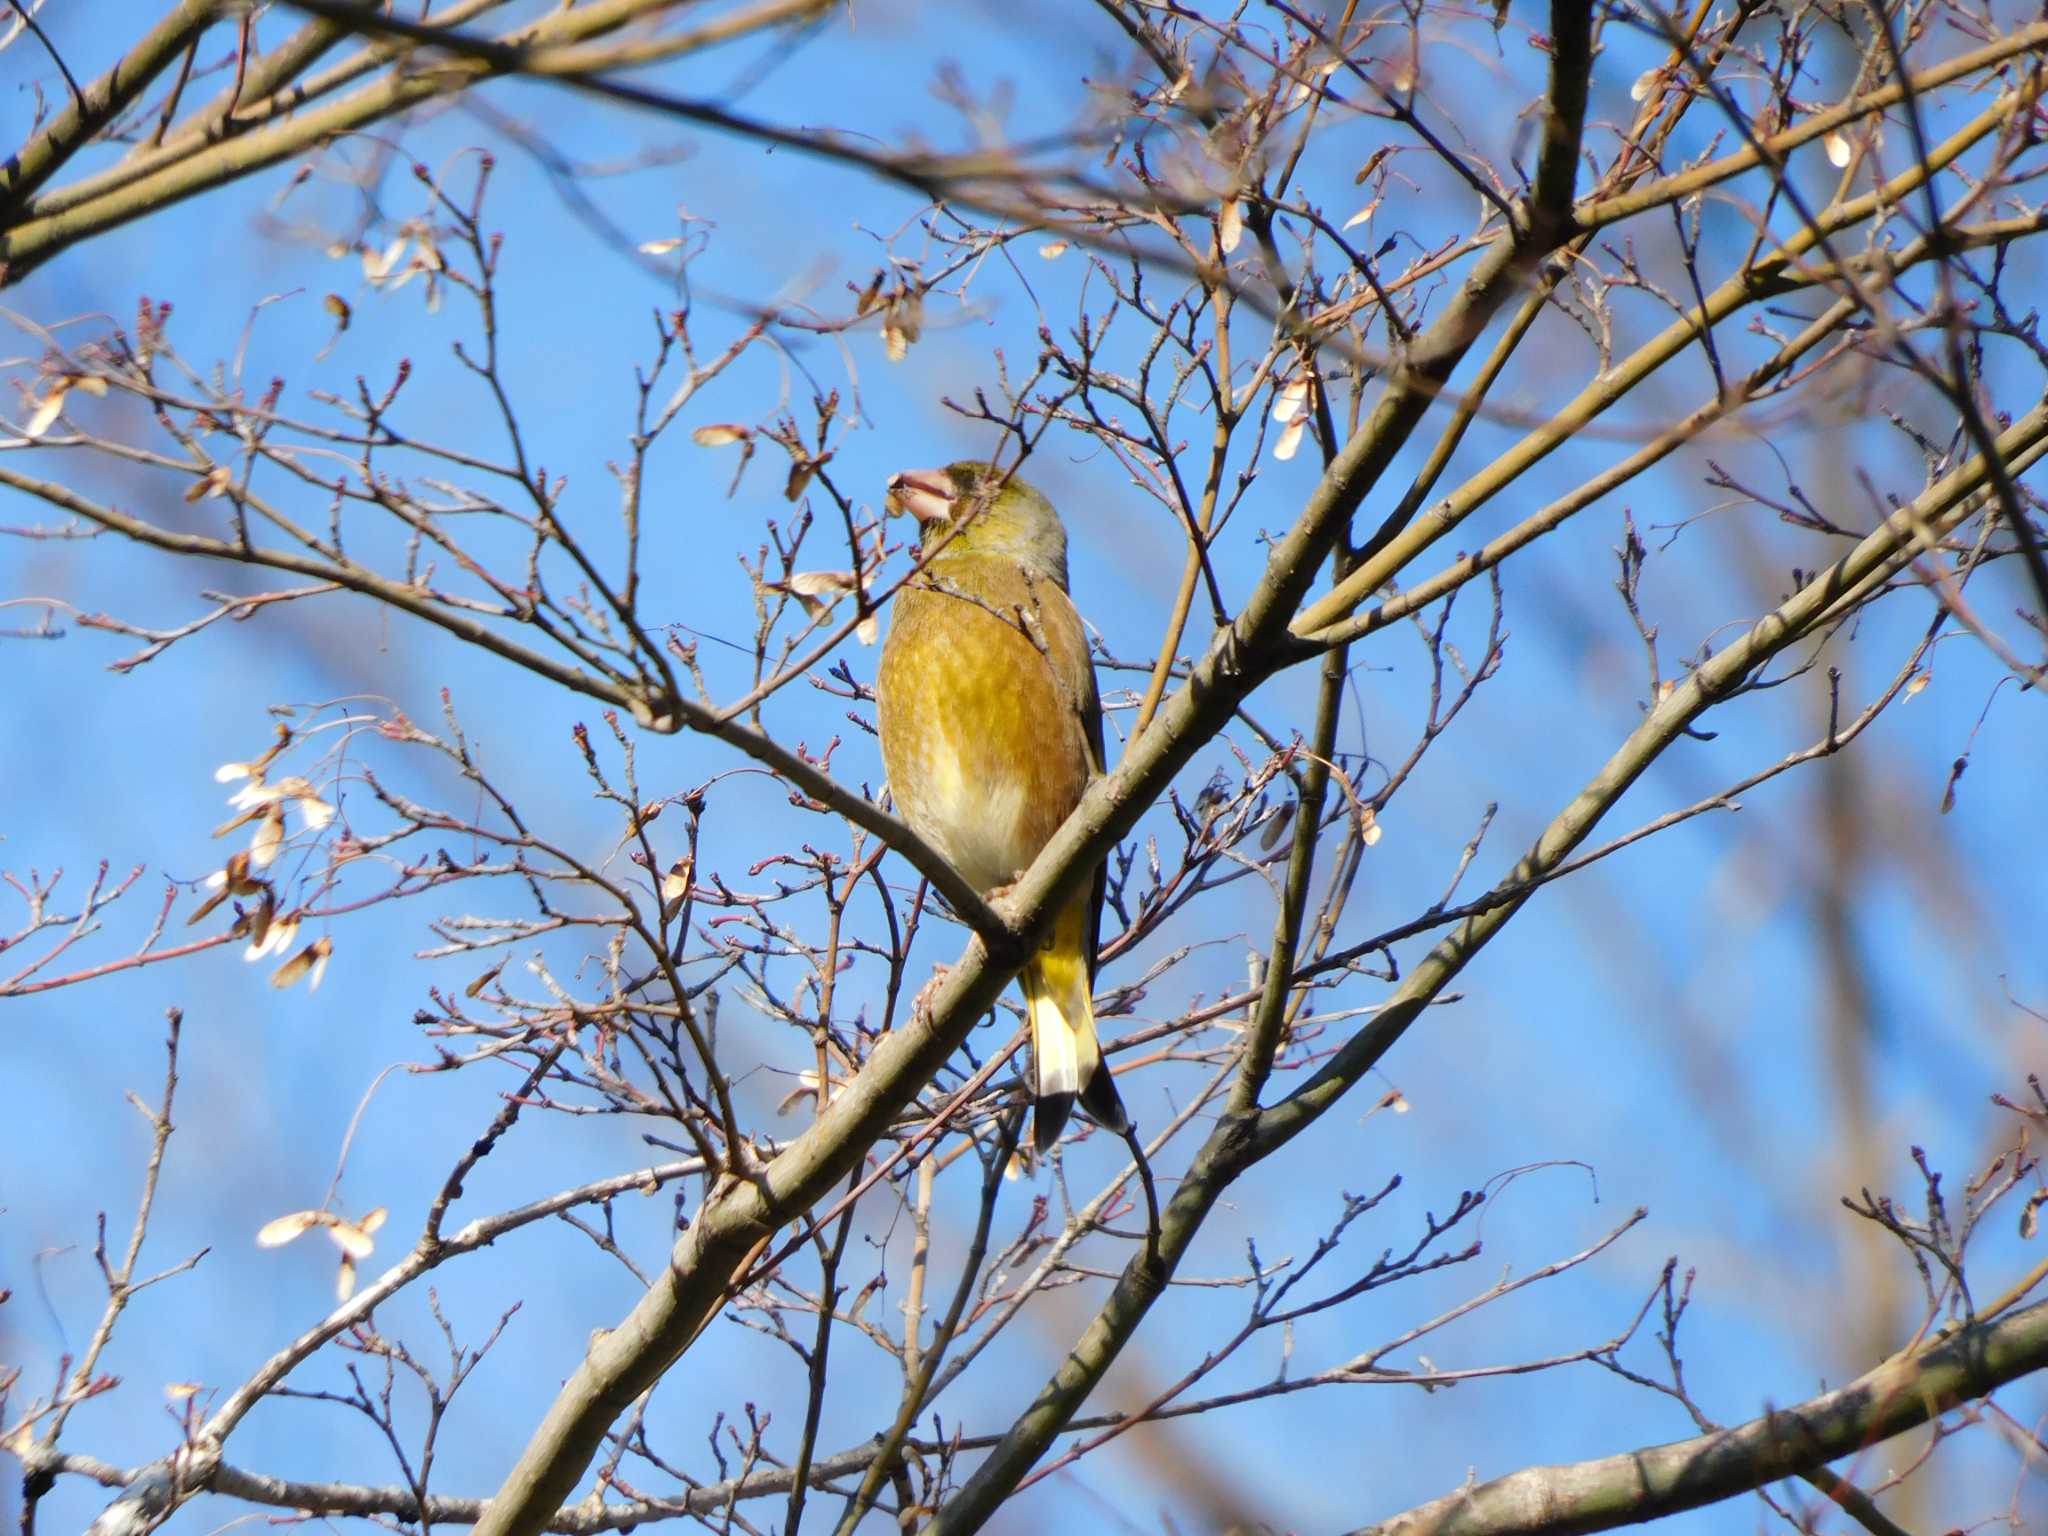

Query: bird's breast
<box><xmin>877</xmin><ymin>586</ymin><xmax>1090</xmax><ymax>895</ymax></box>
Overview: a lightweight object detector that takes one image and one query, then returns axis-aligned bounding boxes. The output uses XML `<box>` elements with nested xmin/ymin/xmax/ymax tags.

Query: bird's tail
<box><xmin>1020</xmin><ymin>896</ymin><xmax>1128</xmax><ymax>1152</ymax></box>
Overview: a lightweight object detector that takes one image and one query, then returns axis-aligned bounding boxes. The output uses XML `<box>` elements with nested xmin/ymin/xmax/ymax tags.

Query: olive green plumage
<box><xmin>875</xmin><ymin>462</ymin><xmax>1128</xmax><ymax>1151</ymax></box>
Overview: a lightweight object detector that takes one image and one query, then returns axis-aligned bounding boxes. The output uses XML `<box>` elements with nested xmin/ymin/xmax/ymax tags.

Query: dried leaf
<box><xmin>329</xmin><ymin>1216</ymin><xmax>380</xmax><ymax>1260</ymax></box>
<box><xmin>1824</xmin><ymin>130</ymin><xmax>1852</xmax><ymax>168</ymax></box>
<box><xmin>323</xmin><ymin>293</ymin><xmax>351</xmax><ymax>329</ymax></box>
<box><xmin>1906</xmin><ymin>669</ymin><xmax>1931</xmax><ymax>696</ymax></box>
<box><xmin>241</xmin><ymin>889</ymin><xmax>276</xmax><ymax>953</ymax></box>
<box><xmin>693</xmin><ymin>423</ymin><xmax>749</xmax><ymax>448</ymax></box>
<box><xmin>1039</xmin><ymin>239</ymin><xmax>1069</xmax><ymax>259</ymax></box>
<box><xmin>257</xmin><ymin>1210</ymin><xmax>325</xmax><ymax>1247</ymax></box>
<box><xmin>1260</xmin><ymin>799</ymin><xmax>1297</xmax><ymax>851</ymax></box>
<box><xmin>661</xmin><ymin>857</ymin><xmax>694</xmax><ymax>906</ymax></box>
<box><xmin>335</xmin><ymin>1253</ymin><xmax>358</xmax><ymax>1300</ymax></box>
<box><xmin>281</xmin><ymin>937</ymin><xmax>322</xmax><ymax>990</ymax></box>
<box><xmin>1630</xmin><ymin>67</ymin><xmax>1661</xmax><ymax>103</ymax></box>
<box><xmin>271</xmin><ymin>936</ymin><xmax>330</xmax><ymax>990</ymax></box>
<box><xmin>248</xmin><ymin>912</ymin><xmax>297</xmax><ymax>963</ymax></box>
<box><xmin>1218</xmin><ymin>198</ymin><xmax>1243</xmax><ymax>254</ymax></box>
<box><xmin>1940</xmin><ymin>755</ymin><xmax>1967</xmax><ymax>814</ymax></box>
<box><xmin>363</xmin><ymin>237</ymin><xmax>409</xmax><ymax>284</ymax></box>
<box><xmin>775</xmin><ymin>1077</ymin><xmax>819</xmax><ymax>1115</ymax></box>
<box><xmin>307</xmin><ymin>935</ymin><xmax>334</xmax><ymax>992</ymax></box>
<box><xmin>1288</xmin><ymin>62</ymin><xmax>1337</xmax><ymax>108</ymax></box>
<box><xmin>186</xmin><ymin>885</ymin><xmax>232</xmax><ymax>927</ymax></box>
<box><xmin>881</xmin><ymin>291</ymin><xmax>924</xmax><ymax>362</ymax></box>
<box><xmin>386</xmin><ymin>256</ymin><xmax>423</xmax><ymax>293</ymax></box>
<box><xmin>1272</xmin><ymin>415</ymin><xmax>1308</xmax><ymax>461</ymax></box>
<box><xmin>1353</xmin><ymin>147</ymin><xmax>1390</xmax><ymax>186</ymax></box>
<box><xmin>24</xmin><ymin>382</ymin><xmax>68</xmax><ymax>438</ymax></box>
<box><xmin>464</xmin><ymin>959</ymin><xmax>507</xmax><ymax>998</ymax></box>
<box><xmin>212</xmin><ymin>805</ymin><xmax>264</xmax><ymax>839</ymax></box>
<box><xmin>228</xmin><ymin>776</ymin><xmax>283</xmax><ymax>811</ymax></box>
<box><xmin>272</xmin><ymin>778</ymin><xmax>334</xmax><ymax>831</ymax></box>
<box><xmin>639</xmin><ymin>237</ymin><xmax>685</xmax><ymax>255</ymax></box>
<box><xmin>792</xmin><ymin>1068</ymin><xmax>843</xmax><ymax>1109</ymax></box>
<box><xmin>789</xmin><ymin>569</ymin><xmax>858</xmax><ymax>599</ymax></box>
<box><xmin>249</xmin><ymin>809</ymin><xmax>286</xmax><ymax>871</ymax></box>
<box><xmin>184</xmin><ymin>465</ymin><xmax>232</xmax><ymax>503</ymax></box>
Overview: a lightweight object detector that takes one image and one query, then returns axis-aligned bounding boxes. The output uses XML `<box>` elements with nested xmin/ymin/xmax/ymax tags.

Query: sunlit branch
<box><xmin>1358</xmin><ymin>1297</ymin><xmax>2048</xmax><ymax>1536</ymax></box>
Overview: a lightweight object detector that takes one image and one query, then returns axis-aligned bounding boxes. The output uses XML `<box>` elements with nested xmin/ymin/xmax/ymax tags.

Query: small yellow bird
<box><xmin>876</xmin><ymin>462</ymin><xmax>1129</xmax><ymax>1151</ymax></box>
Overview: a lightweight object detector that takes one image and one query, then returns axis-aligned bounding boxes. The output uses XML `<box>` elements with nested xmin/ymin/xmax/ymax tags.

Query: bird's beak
<box><xmin>885</xmin><ymin>469</ymin><xmax>955</xmax><ymax>525</ymax></box>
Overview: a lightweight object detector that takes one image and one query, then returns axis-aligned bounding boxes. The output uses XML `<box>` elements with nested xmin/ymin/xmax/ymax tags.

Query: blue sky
<box><xmin>5</xmin><ymin>3</ymin><xmax>2047</xmax><ymax>1533</ymax></box>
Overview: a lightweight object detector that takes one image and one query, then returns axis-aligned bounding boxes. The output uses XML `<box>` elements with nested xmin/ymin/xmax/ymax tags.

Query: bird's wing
<box><xmin>1026</xmin><ymin>571</ymin><xmax>1110</xmax><ymax>988</ymax></box>
<box><xmin>1075</xmin><ymin>610</ymin><xmax>1109</xmax><ymax>989</ymax></box>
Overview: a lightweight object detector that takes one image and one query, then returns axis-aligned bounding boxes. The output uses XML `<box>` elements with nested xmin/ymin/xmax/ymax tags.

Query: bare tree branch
<box><xmin>1358</xmin><ymin>1297</ymin><xmax>2048</xmax><ymax>1536</ymax></box>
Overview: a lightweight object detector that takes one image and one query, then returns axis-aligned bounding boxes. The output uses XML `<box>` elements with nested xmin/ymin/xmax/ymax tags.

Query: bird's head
<box><xmin>886</xmin><ymin>462</ymin><xmax>1069</xmax><ymax>589</ymax></box>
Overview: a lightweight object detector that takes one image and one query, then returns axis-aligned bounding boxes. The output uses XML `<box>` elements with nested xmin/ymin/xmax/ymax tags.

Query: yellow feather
<box><xmin>1019</xmin><ymin>896</ymin><xmax>1123</xmax><ymax>1150</ymax></box>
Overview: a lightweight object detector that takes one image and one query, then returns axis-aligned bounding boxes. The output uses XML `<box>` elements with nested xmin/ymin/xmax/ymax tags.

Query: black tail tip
<box><xmin>1080</xmin><ymin>1066</ymin><xmax>1130</xmax><ymax>1136</ymax></box>
<box><xmin>1033</xmin><ymin>1074</ymin><xmax>1129</xmax><ymax>1152</ymax></box>
<box><xmin>1032</xmin><ymin>1091</ymin><xmax>1077</xmax><ymax>1152</ymax></box>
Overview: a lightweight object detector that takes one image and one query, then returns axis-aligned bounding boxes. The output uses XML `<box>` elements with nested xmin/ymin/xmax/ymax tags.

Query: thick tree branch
<box><xmin>1356</xmin><ymin>1297</ymin><xmax>2048</xmax><ymax>1536</ymax></box>
<box><xmin>0</xmin><ymin>0</ymin><xmax>840</xmax><ymax>281</ymax></box>
<box><xmin>26</xmin><ymin>0</ymin><xmax>479</xmax><ymax>221</ymax></box>
<box><xmin>0</xmin><ymin>0</ymin><xmax>218</xmax><ymax>212</ymax></box>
